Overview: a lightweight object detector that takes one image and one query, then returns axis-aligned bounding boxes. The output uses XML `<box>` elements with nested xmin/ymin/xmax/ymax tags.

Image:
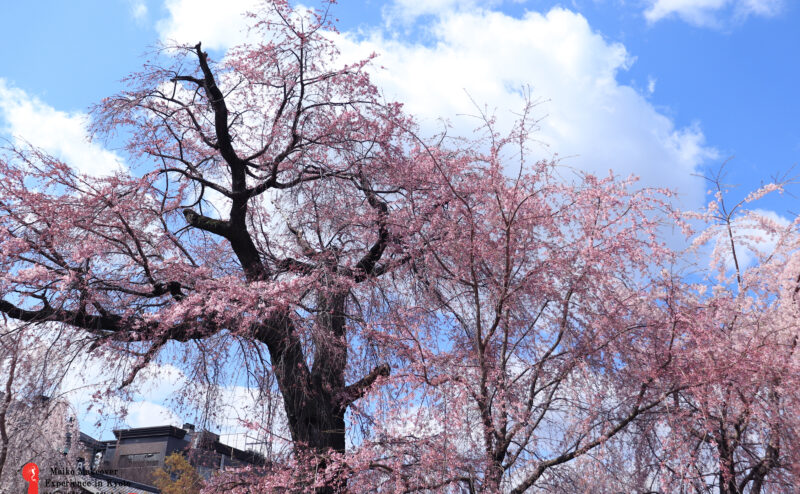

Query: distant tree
<box><xmin>153</xmin><ymin>452</ymin><xmax>204</xmax><ymax>494</ymax></box>
<box><xmin>334</xmin><ymin>105</ymin><xmax>685</xmax><ymax>492</ymax></box>
<box><xmin>626</xmin><ymin>175</ymin><xmax>800</xmax><ymax>494</ymax></box>
<box><xmin>0</xmin><ymin>323</ymin><xmax>81</xmax><ymax>491</ymax></box>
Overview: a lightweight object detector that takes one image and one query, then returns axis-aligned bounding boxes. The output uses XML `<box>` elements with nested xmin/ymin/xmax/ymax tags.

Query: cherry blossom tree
<box><xmin>0</xmin><ymin>1</ymin><xmax>440</xmax><ymax>491</ymax></box>
<box><xmin>624</xmin><ymin>175</ymin><xmax>800</xmax><ymax>494</ymax></box>
<box><xmin>0</xmin><ymin>323</ymin><xmax>81</xmax><ymax>491</ymax></box>
<box><xmin>328</xmin><ymin>107</ymin><xmax>691</xmax><ymax>492</ymax></box>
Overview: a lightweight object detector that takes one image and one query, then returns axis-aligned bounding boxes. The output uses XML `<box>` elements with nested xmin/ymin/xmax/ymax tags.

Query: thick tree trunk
<box><xmin>269</xmin><ymin>344</ymin><xmax>348</xmax><ymax>493</ymax></box>
<box><xmin>259</xmin><ymin>294</ymin><xmax>351</xmax><ymax>493</ymax></box>
<box><xmin>280</xmin><ymin>378</ymin><xmax>347</xmax><ymax>455</ymax></box>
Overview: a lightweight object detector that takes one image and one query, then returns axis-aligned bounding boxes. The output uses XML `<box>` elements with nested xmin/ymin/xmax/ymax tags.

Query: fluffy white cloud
<box><xmin>157</xmin><ymin>0</ymin><xmax>261</xmax><ymax>50</ymax></box>
<box><xmin>335</xmin><ymin>8</ymin><xmax>717</xmax><ymax>206</ymax></box>
<box><xmin>644</xmin><ymin>0</ymin><xmax>784</xmax><ymax>26</ymax></box>
<box><xmin>153</xmin><ymin>2</ymin><xmax>717</xmax><ymax>204</ymax></box>
<box><xmin>124</xmin><ymin>401</ymin><xmax>184</xmax><ymax>428</ymax></box>
<box><xmin>0</xmin><ymin>79</ymin><xmax>124</xmax><ymax>176</ymax></box>
<box><xmin>647</xmin><ymin>76</ymin><xmax>657</xmax><ymax>95</ymax></box>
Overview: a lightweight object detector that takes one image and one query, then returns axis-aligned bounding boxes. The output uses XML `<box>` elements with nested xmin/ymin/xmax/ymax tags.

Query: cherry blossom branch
<box><xmin>338</xmin><ymin>363</ymin><xmax>390</xmax><ymax>411</ymax></box>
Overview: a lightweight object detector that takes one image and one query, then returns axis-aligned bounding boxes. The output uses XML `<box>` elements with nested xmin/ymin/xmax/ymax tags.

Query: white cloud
<box><xmin>0</xmin><ymin>79</ymin><xmax>124</xmax><ymax>176</ymax></box>
<box><xmin>644</xmin><ymin>0</ymin><xmax>784</xmax><ymax>27</ymax></box>
<box><xmin>738</xmin><ymin>0</ymin><xmax>784</xmax><ymax>16</ymax></box>
<box><xmin>152</xmin><ymin>1</ymin><xmax>717</xmax><ymax>204</ymax></box>
<box><xmin>56</xmin><ymin>346</ymin><xmax>188</xmax><ymax>438</ymax></box>
<box><xmin>125</xmin><ymin>401</ymin><xmax>183</xmax><ymax>428</ymax></box>
<box><xmin>58</xmin><ymin>345</ymin><xmax>284</xmax><ymax>450</ymax></box>
<box><xmin>130</xmin><ymin>1</ymin><xmax>148</xmax><ymax>21</ymax></box>
<box><xmin>335</xmin><ymin>8</ymin><xmax>717</xmax><ymax>206</ymax></box>
<box><xmin>647</xmin><ymin>76</ymin><xmax>657</xmax><ymax>95</ymax></box>
<box><xmin>157</xmin><ymin>0</ymin><xmax>260</xmax><ymax>50</ymax></box>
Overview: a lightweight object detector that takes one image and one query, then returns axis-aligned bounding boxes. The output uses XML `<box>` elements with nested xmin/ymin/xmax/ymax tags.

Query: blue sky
<box><xmin>2</xmin><ymin>1</ymin><xmax>798</xmax><ymax>206</ymax></box>
<box><xmin>2</xmin><ymin>0</ymin><xmax>798</xmax><ymax>439</ymax></box>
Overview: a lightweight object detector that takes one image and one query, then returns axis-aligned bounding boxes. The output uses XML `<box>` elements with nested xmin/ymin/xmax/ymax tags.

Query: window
<box><xmin>120</xmin><ymin>452</ymin><xmax>162</xmax><ymax>467</ymax></box>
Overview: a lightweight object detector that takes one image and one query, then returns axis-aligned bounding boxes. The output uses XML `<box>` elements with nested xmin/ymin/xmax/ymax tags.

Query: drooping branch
<box><xmin>0</xmin><ymin>299</ymin><xmax>124</xmax><ymax>332</ymax></box>
<box><xmin>509</xmin><ymin>384</ymin><xmax>668</xmax><ymax>494</ymax></box>
<box><xmin>0</xmin><ymin>298</ymin><xmax>215</xmax><ymax>345</ymax></box>
<box><xmin>0</xmin><ymin>344</ymin><xmax>18</xmax><ymax>481</ymax></box>
<box><xmin>118</xmin><ymin>333</ymin><xmax>170</xmax><ymax>390</ymax></box>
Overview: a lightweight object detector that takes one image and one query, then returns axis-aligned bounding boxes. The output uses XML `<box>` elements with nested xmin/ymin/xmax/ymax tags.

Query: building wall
<box><xmin>73</xmin><ymin>426</ymin><xmax>265</xmax><ymax>488</ymax></box>
<box><xmin>111</xmin><ymin>434</ymin><xmax>192</xmax><ymax>485</ymax></box>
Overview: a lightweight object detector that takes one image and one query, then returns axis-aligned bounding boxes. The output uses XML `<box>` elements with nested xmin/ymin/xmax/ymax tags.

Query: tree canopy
<box><xmin>0</xmin><ymin>1</ymin><xmax>797</xmax><ymax>493</ymax></box>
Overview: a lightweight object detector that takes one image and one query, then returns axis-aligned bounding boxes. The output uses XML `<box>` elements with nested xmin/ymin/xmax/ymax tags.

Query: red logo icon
<box><xmin>21</xmin><ymin>462</ymin><xmax>39</xmax><ymax>494</ymax></box>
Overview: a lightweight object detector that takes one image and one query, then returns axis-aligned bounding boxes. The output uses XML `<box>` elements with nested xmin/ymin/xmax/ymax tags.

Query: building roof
<box><xmin>211</xmin><ymin>441</ymin><xmax>266</xmax><ymax>465</ymax></box>
<box><xmin>112</xmin><ymin>425</ymin><xmax>188</xmax><ymax>440</ymax></box>
<box><xmin>79</xmin><ymin>431</ymin><xmax>106</xmax><ymax>449</ymax></box>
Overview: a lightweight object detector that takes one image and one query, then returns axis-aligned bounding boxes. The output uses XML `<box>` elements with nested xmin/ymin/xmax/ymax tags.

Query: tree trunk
<box><xmin>260</xmin><ymin>293</ymin><xmax>351</xmax><ymax>493</ymax></box>
<box><xmin>718</xmin><ymin>444</ymin><xmax>739</xmax><ymax>494</ymax></box>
